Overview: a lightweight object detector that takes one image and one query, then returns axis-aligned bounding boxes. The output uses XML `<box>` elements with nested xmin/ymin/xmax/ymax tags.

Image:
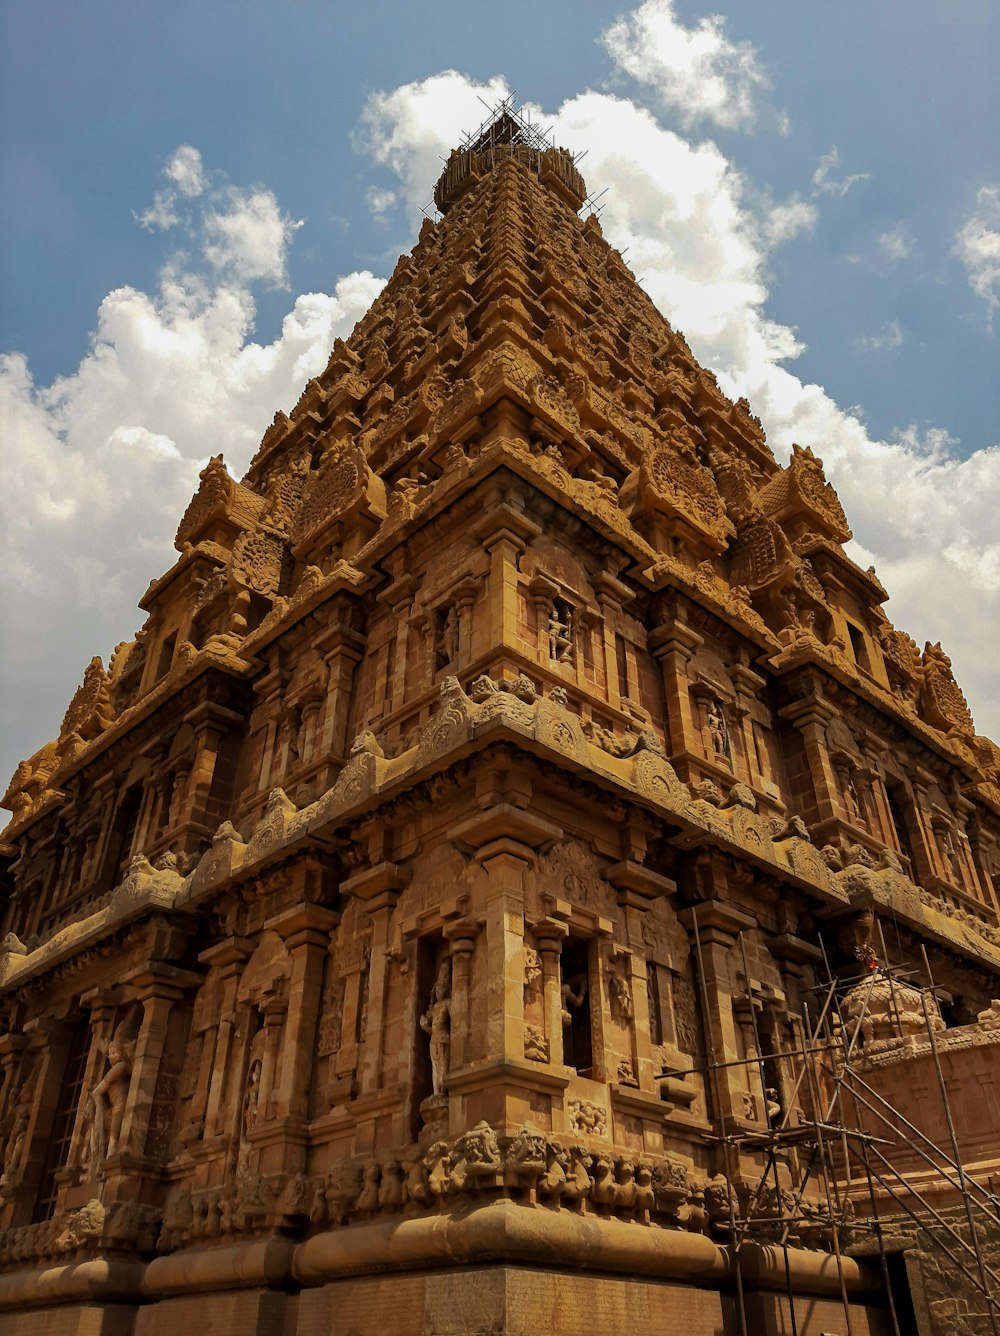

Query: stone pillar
<box><xmin>68</xmin><ymin>990</ymin><xmax>119</xmax><ymax>1175</ymax></box>
<box><xmin>184</xmin><ymin>701</ymin><xmax>241</xmax><ymax>831</ymax></box>
<box><xmin>729</xmin><ymin>664</ymin><xmax>768</xmax><ymax>790</ymax></box>
<box><xmin>534</xmin><ymin>918</ymin><xmax>568</xmax><ymax>1067</ymax></box>
<box><xmin>342</xmin><ymin>863</ymin><xmax>409</xmax><ymax>1096</ymax></box>
<box><xmin>199</xmin><ymin>937</ymin><xmax>253</xmax><ymax>1136</ymax></box>
<box><xmin>448</xmin><ymin>806</ymin><xmax>562</xmax><ymax>1067</ymax></box>
<box><xmin>255</xmin><ymin>994</ymin><xmax>287</xmax><ymax>1125</ymax></box>
<box><xmin>253</xmin><ymin>667</ymin><xmax>284</xmax><ymax>794</ymax></box>
<box><xmin>678</xmin><ymin>884</ymin><xmax>756</xmax><ymax>1131</ymax></box>
<box><xmin>778</xmin><ymin>695</ymin><xmax>840</xmax><ymax>829</ymax></box>
<box><xmin>11</xmin><ymin>1016</ymin><xmax>70</xmax><ymax>1224</ymax></box>
<box><xmin>0</xmin><ymin>1034</ymin><xmax>27</xmax><ymax>1131</ymax></box>
<box><xmin>443</xmin><ymin>917</ymin><xmax>479</xmax><ymax>1071</ymax></box>
<box><xmin>607</xmin><ymin>861</ymin><xmax>677</xmax><ymax>1093</ymax></box>
<box><xmin>482</xmin><ymin>845</ymin><xmax>530</xmax><ymax>1063</ymax></box>
<box><xmin>113</xmin><ymin>968</ymin><xmax>189</xmax><ymax>1163</ymax></box>
<box><xmin>267</xmin><ymin>904</ymin><xmax>340</xmax><ymax>1121</ymax></box>
<box><xmin>474</xmin><ymin>504</ymin><xmax>540</xmax><ymax>661</ymax></box>
<box><xmin>316</xmin><ymin>617</ymin><xmax>365</xmax><ymax>775</ymax></box>
<box><xmin>649</xmin><ymin>620</ymin><xmax>703</xmax><ymax>772</ymax></box>
<box><xmin>909</xmin><ymin>770</ymin><xmax>943</xmax><ymax>885</ymax></box>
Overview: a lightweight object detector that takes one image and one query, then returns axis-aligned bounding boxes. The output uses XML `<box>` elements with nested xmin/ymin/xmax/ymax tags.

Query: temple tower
<box><xmin>1</xmin><ymin>105</ymin><xmax>998</xmax><ymax>1336</ymax></box>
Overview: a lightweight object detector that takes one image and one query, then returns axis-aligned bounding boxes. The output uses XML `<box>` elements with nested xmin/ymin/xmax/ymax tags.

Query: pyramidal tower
<box><xmin>1</xmin><ymin>107</ymin><xmax>998</xmax><ymax>1336</ymax></box>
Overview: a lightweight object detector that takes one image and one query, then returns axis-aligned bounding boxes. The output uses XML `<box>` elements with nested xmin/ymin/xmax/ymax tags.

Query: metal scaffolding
<box><xmin>677</xmin><ymin>906</ymin><xmax>1000</xmax><ymax>1336</ymax></box>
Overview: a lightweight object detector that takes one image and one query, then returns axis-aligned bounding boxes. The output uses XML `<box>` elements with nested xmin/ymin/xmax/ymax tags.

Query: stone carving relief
<box><xmin>0</xmin><ymin>1062</ymin><xmax>37</xmax><ymax>1193</ymax></box>
<box><xmin>547</xmin><ymin>600</ymin><xmax>575</xmax><ymax>664</ymax></box>
<box><xmin>434</xmin><ymin>603</ymin><xmax>460</xmax><ymax>670</ymax></box>
<box><xmin>920</xmin><ymin>641</ymin><xmax>975</xmax><ymax>739</ymax></box>
<box><xmin>536</xmin><ymin>840</ymin><xmax>615</xmax><ymax>919</ymax></box>
<box><xmin>420</xmin><ymin>960</ymin><xmax>452</xmax><ymax>1098</ymax></box>
<box><xmin>567</xmin><ymin>1099</ymin><xmax>607</xmax><ymax>1137</ymax></box>
<box><xmin>82</xmin><ymin>1011</ymin><xmax>140</xmax><ymax>1173</ymax></box>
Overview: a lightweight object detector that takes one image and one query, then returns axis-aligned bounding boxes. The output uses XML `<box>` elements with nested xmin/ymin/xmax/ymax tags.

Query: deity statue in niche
<box><xmin>939</xmin><ymin>824</ymin><xmax>963</xmax><ymax>884</ymax></box>
<box><xmin>706</xmin><ymin>698</ymin><xmax>731</xmax><ymax>762</ymax></box>
<box><xmin>435</xmin><ymin>605</ymin><xmax>459</xmax><ymax>670</ymax></box>
<box><xmin>561</xmin><ymin>975</ymin><xmax>587</xmax><ymax>1028</ymax></box>
<box><xmin>420</xmin><ymin>961</ymin><xmax>452</xmax><ymax>1097</ymax></box>
<box><xmin>0</xmin><ymin>1064</ymin><xmax>36</xmax><ymax>1190</ymax></box>
<box><xmin>842</xmin><ymin>769</ymin><xmax>861</xmax><ymax>823</ymax></box>
<box><xmin>242</xmin><ymin>1058</ymin><xmax>263</xmax><ymax>1139</ymax></box>
<box><xmin>548</xmin><ymin>602</ymin><xmax>574</xmax><ymax>664</ymax></box>
<box><xmin>87</xmin><ymin>1018</ymin><xmax>135</xmax><ymax>1167</ymax></box>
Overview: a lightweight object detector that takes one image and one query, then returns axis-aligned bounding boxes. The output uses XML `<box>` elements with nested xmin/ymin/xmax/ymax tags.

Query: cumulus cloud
<box><xmin>137</xmin><ymin>146</ymin><xmax>302</xmax><ymax>287</ymax></box>
<box><xmin>356</xmin><ymin>72</ymin><xmax>1000</xmax><ymax>740</ymax></box>
<box><xmin>164</xmin><ymin>144</ymin><xmax>206</xmax><ymax>198</ymax></box>
<box><xmin>202</xmin><ymin>188</ymin><xmax>302</xmax><ymax>286</ymax></box>
<box><xmin>953</xmin><ymin>184</ymin><xmax>1000</xmax><ymax>323</ymax></box>
<box><xmin>602</xmin><ymin>0</ymin><xmax>783</xmax><ymax>133</ymax></box>
<box><xmin>811</xmin><ymin>146</ymin><xmax>870</xmax><ymax>198</ymax></box>
<box><xmin>366</xmin><ymin>185</ymin><xmax>397</xmax><ymax>221</ymax></box>
<box><xmin>879</xmin><ymin>224</ymin><xmax>914</xmax><ymax>265</ymax></box>
<box><xmin>854</xmin><ymin>320</ymin><xmax>904</xmax><ymax>353</ymax></box>
<box><xmin>0</xmin><ymin>150</ymin><xmax>384</xmax><ymax>782</ymax></box>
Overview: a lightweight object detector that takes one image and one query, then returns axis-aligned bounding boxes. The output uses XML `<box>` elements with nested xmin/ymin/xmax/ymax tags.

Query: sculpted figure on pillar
<box><xmin>548</xmin><ymin>603</ymin><xmax>574</xmax><ymax>664</ymax></box>
<box><xmin>706</xmin><ymin>698</ymin><xmax>730</xmax><ymax>762</ymax></box>
<box><xmin>0</xmin><ymin>1063</ymin><xmax>36</xmax><ymax>1192</ymax></box>
<box><xmin>87</xmin><ymin>1018</ymin><xmax>136</xmax><ymax>1168</ymax></box>
<box><xmin>436</xmin><ymin>605</ymin><xmax>459</xmax><ymax>670</ymax></box>
<box><xmin>420</xmin><ymin>961</ymin><xmax>452</xmax><ymax>1097</ymax></box>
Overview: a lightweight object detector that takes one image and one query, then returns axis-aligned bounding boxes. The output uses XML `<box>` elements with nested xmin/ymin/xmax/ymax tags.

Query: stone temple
<box><xmin>1</xmin><ymin>107</ymin><xmax>999</xmax><ymax>1336</ymax></box>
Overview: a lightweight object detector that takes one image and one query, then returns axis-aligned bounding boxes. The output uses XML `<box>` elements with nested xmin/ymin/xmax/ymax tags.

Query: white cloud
<box><xmin>879</xmin><ymin>224</ymin><xmax>914</xmax><ymax>265</ymax></box>
<box><xmin>953</xmin><ymin>184</ymin><xmax>1000</xmax><ymax>322</ymax></box>
<box><xmin>202</xmin><ymin>187</ymin><xmax>302</xmax><ymax>286</ymax></box>
<box><xmin>164</xmin><ymin>144</ymin><xmax>206</xmax><ymax>198</ymax></box>
<box><xmin>366</xmin><ymin>185</ymin><xmax>397</xmax><ymax>221</ymax></box>
<box><xmin>138</xmin><ymin>147</ymin><xmax>301</xmax><ymax>287</ymax></box>
<box><xmin>854</xmin><ymin>320</ymin><xmax>904</xmax><ymax>353</ymax></box>
<box><xmin>811</xmin><ymin>146</ymin><xmax>870</xmax><ymax>198</ymax></box>
<box><xmin>355</xmin><ymin>74</ymin><xmax>1000</xmax><ymax>741</ymax></box>
<box><xmin>602</xmin><ymin>0</ymin><xmax>783</xmax><ymax>134</ymax></box>
<box><xmin>136</xmin><ymin>190</ymin><xmax>180</xmax><ymax>232</ymax></box>
<box><xmin>136</xmin><ymin>145</ymin><xmax>206</xmax><ymax>231</ymax></box>
<box><xmin>0</xmin><ymin>149</ymin><xmax>384</xmax><ymax>784</ymax></box>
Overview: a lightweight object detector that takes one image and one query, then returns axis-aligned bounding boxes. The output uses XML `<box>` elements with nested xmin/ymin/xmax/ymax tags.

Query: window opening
<box><xmin>32</xmin><ymin>1024</ymin><xmax>90</xmax><ymax>1221</ymax></box>
<box><xmin>560</xmin><ymin>939</ymin><xmax>593</xmax><ymax>1074</ymax></box>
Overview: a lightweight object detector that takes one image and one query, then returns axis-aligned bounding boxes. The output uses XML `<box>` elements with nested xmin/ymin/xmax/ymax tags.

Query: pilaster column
<box><xmin>472</xmin><ymin>504</ymin><xmax>540</xmax><ymax>659</ymax></box>
<box><xmin>114</xmin><ymin>967</ymin><xmax>190</xmax><ymax>1161</ymax></box>
<box><xmin>649</xmin><ymin>621</ymin><xmax>703</xmax><ymax>766</ymax></box>
<box><xmin>266</xmin><ymin>904</ymin><xmax>341</xmax><ymax>1120</ymax></box>
<box><xmin>13</xmin><ymin>1016</ymin><xmax>69</xmax><ymax>1223</ymax></box>
<box><xmin>448</xmin><ymin>805</ymin><xmax>562</xmax><ymax>1065</ymax></box>
<box><xmin>777</xmin><ymin>695</ymin><xmax>840</xmax><ymax>827</ymax></box>
<box><xmin>607</xmin><ymin>861</ymin><xmax>677</xmax><ymax>1093</ymax></box>
<box><xmin>729</xmin><ymin>664</ymin><xmax>768</xmax><ymax>790</ymax></box>
<box><xmin>533</xmin><ymin>918</ymin><xmax>568</xmax><ymax>1066</ymax></box>
<box><xmin>315</xmin><ymin>612</ymin><xmax>365</xmax><ymax>772</ymax></box>
<box><xmin>443</xmin><ymin>917</ymin><xmax>480</xmax><ymax>1070</ymax></box>
<box><xmin>69</xmin><ymin>990</ymin><xmax>119</xmax><ymax>1173</ymax></box>
<box><xmin>252</xmin><ymin>666</ymin><xmax>284</xmax><ymax>794</ymax></box>
<box><xmin>256</xmin><ymin>994</ymin><xmax>287</xmax><ymax>1122</ymax></box>
<box><xmin>343</xmin><ymin>863</ymin><xmax>409</xmax><ymax>1095</ymax></box>
<box><xmin>909</xmin><ymin>770</ymin><xmax>942</xmax><ymax>885</ymax></box>
<box><xmin>199</xmin><ymin>937</ymin><xmax>253</xmax><ymax>1136</ymax></box>
<box><xmin>679</xmin><ymin>888</ymin><xmax>756</xmax><ymax>1129</ymax></box>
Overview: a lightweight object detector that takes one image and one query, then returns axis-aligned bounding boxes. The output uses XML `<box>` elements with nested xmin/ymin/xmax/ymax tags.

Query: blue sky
<box><xmin>1</xmin><ymin>0</ymin><xmax>998</xmax><ymax>795</ymax></box>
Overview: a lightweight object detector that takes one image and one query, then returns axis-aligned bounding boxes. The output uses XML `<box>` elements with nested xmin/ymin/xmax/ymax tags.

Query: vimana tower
<box><xmin>1</xmin><ymin>108</ymin><xmax>998</xmax><ymax>1336</ymax></box>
